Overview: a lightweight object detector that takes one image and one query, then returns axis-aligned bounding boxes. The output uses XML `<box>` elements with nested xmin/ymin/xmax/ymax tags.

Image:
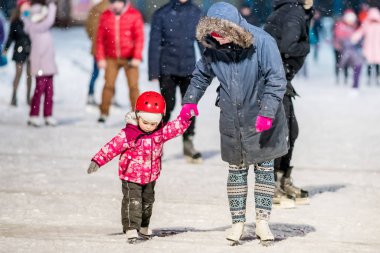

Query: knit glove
<box><xmin>255</xmin><ymin>115</ymin><xmax>273</xmax><ymax>133</ymax></box>
<box><xmin>303</xmin><ymin>0</ymin><xmax>313</xmax><ymax>10</ymax></box>
<box><xmin>87</xmin><ymin>161</ymin><xmax>100</xmax><ymax>174</ymax></box>
<box><xmin>180</xmin><ymin>104</ymin><xmax>199</xmax><ymax>121</ymax></box>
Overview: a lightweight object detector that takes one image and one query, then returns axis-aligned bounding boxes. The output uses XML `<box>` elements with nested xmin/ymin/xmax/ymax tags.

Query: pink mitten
<box><xmin>255</xmin><ymin>115</ymin><xmax>273</xmax><ymax>133</ymax></box>
<box><xmin>180</xmin><ymin>104</ymin><xmax>199</xmax><ymax>120</ymax></box>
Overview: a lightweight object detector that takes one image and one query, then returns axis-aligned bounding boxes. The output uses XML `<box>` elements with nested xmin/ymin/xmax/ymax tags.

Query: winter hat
<box><xmin>343</xmin><ymin>9</ymin><xmax>357</xmax><ymax>26</ymax></box>
<box><xmin>17</xmin><ymin>0</ymin><xmax>30</xmax><ymax>7</ymax></box>
<box><xmin>30</xmin><ymin>4</ymin><xmax>48</xmax><ymax>23</ymax></box>
<box><xmin>367</xmin><ymin>7</ymin><xmax>380</xmax><ymax>22</ymax></box>
<box><xmin>136</xmin><ymin>112</ymin><xmax>163</xmax><ymax>123</ymax></box>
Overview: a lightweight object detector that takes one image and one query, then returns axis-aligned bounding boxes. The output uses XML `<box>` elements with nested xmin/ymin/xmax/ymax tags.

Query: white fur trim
<box><xmin>125</xmin><ymin>111</ymin><xmax>138</xmax><ymax>125</ymax></box>
<box><xmin>137</xmin><ymin>112</ymin><xmax>162</xmax><ymax>123</ymax></box>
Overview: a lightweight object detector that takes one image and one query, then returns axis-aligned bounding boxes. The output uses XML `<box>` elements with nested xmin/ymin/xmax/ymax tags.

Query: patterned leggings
<box><xmin>227</xmin><ymin>160</ymin><xmax>275</xmax><ymax>223</ymax></box>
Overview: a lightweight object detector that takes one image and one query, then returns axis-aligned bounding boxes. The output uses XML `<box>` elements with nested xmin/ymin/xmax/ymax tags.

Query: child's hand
<box><xmin>87</xmin><ymin>161</ymin><xmax>100</xmax><ymax>174</ymax></box>
<box><xmin>180</xmin><ymin>104</ymin><xmax>199</xmax><ymax>121</ymax></box>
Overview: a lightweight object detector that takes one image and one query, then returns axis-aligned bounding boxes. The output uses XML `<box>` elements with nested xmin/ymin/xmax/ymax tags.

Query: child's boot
<box><xmin>126</xmin><ymin>229</ymin><xmax>138</xmax><ymax>244</ymax></box>
<box><xmin>138</xmin><ymin>227</ymin><xmax>153</xmax><ymax>239</ymax></box>
<box><xmin>255</xmin><ymin>219</ymin><xmax>274</xmax><ymax>246</ymax></box>
<box><xmin>226</xmin><ymin>222</ymin><xmax>244</xmax><ymax>246</ymax></box>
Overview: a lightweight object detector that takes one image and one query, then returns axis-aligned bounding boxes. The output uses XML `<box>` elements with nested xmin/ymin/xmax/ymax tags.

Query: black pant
<box><xmin>159</xmin><ymin>74</ymin><xmax>195</xmax><ymax>139</ymax></box>
<box><xmin>121</xmin><ymin>180</ymin><xmax>156</xmax><ymax>232</ymax></box>
<box><xmin>274</xmin><ymin>94</ymin><xmax>299</xmax><ymax>178</ymax></box>
<box><xmin>334</xmin><ymin>49</ymin><xmax>348</xmax><ymax>81</ymax></box>
<box><xmin>367</xmin><ymin>64</ymin><xmax>380</xmax><ymax>78</ymax></box>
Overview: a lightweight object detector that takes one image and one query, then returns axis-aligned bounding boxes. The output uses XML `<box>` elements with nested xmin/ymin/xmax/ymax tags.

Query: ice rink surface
<box><xmin>0</xmin><ymin>26</ymin><xmax>380</xmax><ymax>252</ymax></box>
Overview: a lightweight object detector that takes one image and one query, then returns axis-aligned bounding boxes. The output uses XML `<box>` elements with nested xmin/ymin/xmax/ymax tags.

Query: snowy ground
<box><xmin>0</xmin><ymin>26</ymin><xmax>380</xmax><ymax>253</ymax></box>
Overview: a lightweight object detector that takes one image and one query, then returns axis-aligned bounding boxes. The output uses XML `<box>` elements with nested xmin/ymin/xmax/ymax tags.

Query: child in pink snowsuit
<box><xmin>87</xmin><ymin>91</ymin><xmax>198</xmax><ymax>243</ymax></box>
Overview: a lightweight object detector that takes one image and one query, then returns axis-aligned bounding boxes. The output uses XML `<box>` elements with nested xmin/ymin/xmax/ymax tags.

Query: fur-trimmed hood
<box><xmin>196</xmin><ymin>2</ymin><xmax>253</xmax><ymax>49</ymax></box>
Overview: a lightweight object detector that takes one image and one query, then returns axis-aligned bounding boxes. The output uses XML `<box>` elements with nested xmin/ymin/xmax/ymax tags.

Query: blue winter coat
<box><xmin>148</xmin><ymin>0</ymin><xmax>203</xmax><ymax>80</ymax></box>
<box><xmin>182</xmin><ymin>2</ymin><xmax>289</xmax><ymax>166</ymax></box>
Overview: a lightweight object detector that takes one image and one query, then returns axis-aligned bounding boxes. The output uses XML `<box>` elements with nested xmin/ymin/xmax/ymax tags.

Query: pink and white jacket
<box><xmin>91</xmin><ymin>114</ymin><xmax>191</xmax><ymax>184</ymax></box>
<box><xmin>352</xmin><ymin>8</ymin><xmax>380</xmax><ymax>64</ymax></box>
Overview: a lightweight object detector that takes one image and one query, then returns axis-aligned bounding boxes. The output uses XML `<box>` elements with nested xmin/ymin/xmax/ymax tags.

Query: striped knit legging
<box><xmin>227</xmin><ymin>160</ymin><xmax>275</xmax><ymax>223</ymax></box>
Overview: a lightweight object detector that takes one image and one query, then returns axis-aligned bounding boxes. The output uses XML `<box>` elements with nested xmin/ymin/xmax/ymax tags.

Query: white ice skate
<box><xmin>98</xmin><ymin>114</ymin><xmax>107</xmax><ymax>123</ymax></box>
<box><xmin>255</xmin><ymin>219</ymin><xmax>274</xmax><ymax>247</ymax></box>
<box><xmin>226</xmin><ymin>222</ymin><xmax>244</xmax><ymax>246</ymax></box>
<box><xmin>138</xmin><ymin>227</ymin><xmax>153</xmax><ymax>240</ymax></box>
<box><xmin>126</xmin><ymin>229</ymin><xmax>139</xmax><ymax>244</ymax></box>
<box><xmin>87</xmin><ymin>95</ymin><xmax>97</xmax><ymax>106</ymax></box>
<box><xmin>27</xmin><ymin>116</ymin><xmax>42</xmax><ymax>127</ymax></box>
<box><xmin>44</xmin><ymin>117</ymin><xmax>57</xmax><ymax>126</ymax></box>
<box><xmin>183</xmin><ymin>137</ymin><xmax>203</xmax><ymax>164</ymax></box>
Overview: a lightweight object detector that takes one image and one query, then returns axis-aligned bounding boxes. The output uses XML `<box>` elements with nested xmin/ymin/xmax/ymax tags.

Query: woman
<box><xmin>3</xmin><ymin>0</ymin><xmax>32</xmax><ymax>106</ymax></box>
<box><xmin>181</xmin><ymin>2</ymin><xmax>288</xmax><ymax>246</ymax></box>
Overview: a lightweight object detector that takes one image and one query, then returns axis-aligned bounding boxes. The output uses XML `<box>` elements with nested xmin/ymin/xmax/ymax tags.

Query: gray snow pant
<box><xmin>121</xmin><ymin>180</ymin><xmax>156</xmax><ymax>232</ymax></box>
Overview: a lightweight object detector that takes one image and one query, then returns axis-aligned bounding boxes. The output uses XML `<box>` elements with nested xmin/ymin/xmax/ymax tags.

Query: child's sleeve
<box><xmin>91</xmin><ymin>130</ymin><xmax>129</xmax><ymax>167</ymax></box>
<box><xmin>162</xmin><ymin>116</ymin><xmax>192</xmax><ymax>142</ymax></box>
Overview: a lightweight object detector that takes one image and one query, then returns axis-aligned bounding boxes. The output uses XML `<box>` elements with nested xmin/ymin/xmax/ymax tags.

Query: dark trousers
<box><xmin>274</xmin><ymin>94</ymin><xmax>298</xmax><ymax>178</ymax></box>
<box><xmin>367</xmin><ymin>64</ymin><xmax>380</xmax><ymax>78</ymax></box>
<box><xmin>159</xmin><ymin>74</ymin><xmax>195</xmax><ymax>139</ymax></box>
<box><xmin>334</xmin><ymin>49</ymin><xmax>348</xmax><ymax>81</ymax></box>
<box><xmin>88</xmin><ymin>57</ymin><xmax>99</xmax><ymax>96</ymax></box>
<box><xmin>121</xmin><ymin>180</ymin><xmax>156</xmax><ymax>232</ymax></box>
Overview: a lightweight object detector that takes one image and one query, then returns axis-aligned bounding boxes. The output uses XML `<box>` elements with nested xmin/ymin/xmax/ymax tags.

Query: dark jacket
<box><xmin>148</xmin><ymin>0</ymin><xmax>203</xmax><ymax>80</ymax></box>
<box><xmin>0</xmin><ymin>18</ymin><xmax>4</xmax><ymax>45</ymax></box>
<box><xmin>263</xmin><ymin>0</ymin><xmax>313</xmax><ymax>82</ymax></box>
<box><xmin>182</xmin><ymin>2</ymin><xmax>288</xmax><ymax>166</ymax></box>
<box><xmin>4</xmin><ymin>19</ymin><xmax>31</xmax><ymax>63</ymax></box>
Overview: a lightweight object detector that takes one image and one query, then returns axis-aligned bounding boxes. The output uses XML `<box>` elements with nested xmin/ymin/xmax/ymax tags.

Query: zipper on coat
<box><xmin>115</xmin><ymin>15</ymin><xmax>121</xmax><ymax>59</ymax></box>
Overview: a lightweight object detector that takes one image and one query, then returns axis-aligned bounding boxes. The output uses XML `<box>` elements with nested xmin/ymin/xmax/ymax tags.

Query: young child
<box><xmin>21</xmin><ymin>0</ymin><xmax>58</xmax><ymax>126</ymax></box>
<box><xmin>87</xmin><ymin>91</ymin><xmax>198</xmax><ymax>243</ymax></box>
<box><xmin>3</xmin><ymin>0</ymin><xmax>32</xmax><ymax>106</ymax></box>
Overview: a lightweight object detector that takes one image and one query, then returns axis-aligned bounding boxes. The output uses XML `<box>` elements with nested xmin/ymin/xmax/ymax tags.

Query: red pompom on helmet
<box><xmin>135</xmin><ymin>91</ymin><xmax>166</xmax><ymax>115</ymax></box>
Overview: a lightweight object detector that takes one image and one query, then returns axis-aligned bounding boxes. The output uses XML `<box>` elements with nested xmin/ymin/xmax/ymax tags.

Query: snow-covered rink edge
<box><xmin>0</xmin><ymin>26</ymin><xmax>379</xmax><ymax>253</ymax></box>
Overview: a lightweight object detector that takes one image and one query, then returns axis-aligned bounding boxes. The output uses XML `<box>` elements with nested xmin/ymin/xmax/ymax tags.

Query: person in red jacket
<box><xmin>96</xmin><ymin>0</ymin><xmax>144</xmax><ymax>123</ymax></box>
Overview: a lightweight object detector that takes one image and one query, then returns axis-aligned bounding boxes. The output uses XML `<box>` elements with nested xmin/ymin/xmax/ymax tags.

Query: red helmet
<box><xmin>135</xmin><ymin>91</ymin><xmax>166</xmax><ymax>114</ymax></box>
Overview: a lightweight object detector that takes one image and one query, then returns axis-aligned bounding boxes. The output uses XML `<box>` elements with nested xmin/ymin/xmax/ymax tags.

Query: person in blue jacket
<box><xmin>148</xmin><ymin>0</ymin><xmax>203</xmax><ymax>163</ymax></box>
<box><xmin>181</xmin><ymin>2</ymin><xmax>288</xmax><ymax>246</ymax></box>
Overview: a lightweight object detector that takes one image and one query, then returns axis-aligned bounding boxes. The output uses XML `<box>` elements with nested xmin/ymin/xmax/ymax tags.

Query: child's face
<box><xmin>138</xmin><ymin>117</ymin><xmax>159</xmax><ymax>133</ymax></box>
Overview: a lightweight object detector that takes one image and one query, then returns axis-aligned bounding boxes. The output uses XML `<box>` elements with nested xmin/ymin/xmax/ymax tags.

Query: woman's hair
<box><xmin>31</xmin><ymin>0</ymin><xmax>46</xmax><ymax>5</ymax></box>
<box><xmin>10</xmin><ymin>7</ymin><xmax>21</xmax><ymax>22</ymax></box>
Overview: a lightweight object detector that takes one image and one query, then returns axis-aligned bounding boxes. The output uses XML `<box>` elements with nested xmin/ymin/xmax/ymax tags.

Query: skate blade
<box><xmin>138</xmin><ymin>232</ymin><xmax>153</xmax><ymax>240</ymax></box>
<box><xmin>27</xmin><ymin>122</ymin><xmax>41</xmax><ymax>128</ymax></box>
<box><xmin>227</xmin><ymin>238</ymin><xmax>240</xmax><ymax>246</ymax></box>
<box><xmin>259</xmin><ymin>240</ymin><xmax>274</xmax><ymax>247</ymax></box>
<box><xmin>273</xmin><ymin>201</ymin><xmax>296</xmax><ymax>209</ymax></box>
<box><xmin>185</xmin><ymin>156</ymin><xmax>203</xmax><ymax>164</ymax></box>
<box><xmin>256</xmin><ymin>235</ymin><xmax>274</xmax><ymax>247</ymax></box>
<box><xmin>127</xmin><ymin>238</ymin><xmax>138</xmax><ymax>244</ymax></box>
<box><xmin>295</xmin><ymin>197</ymin><xmax>310</xmax><ymax>205</ymax></box>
